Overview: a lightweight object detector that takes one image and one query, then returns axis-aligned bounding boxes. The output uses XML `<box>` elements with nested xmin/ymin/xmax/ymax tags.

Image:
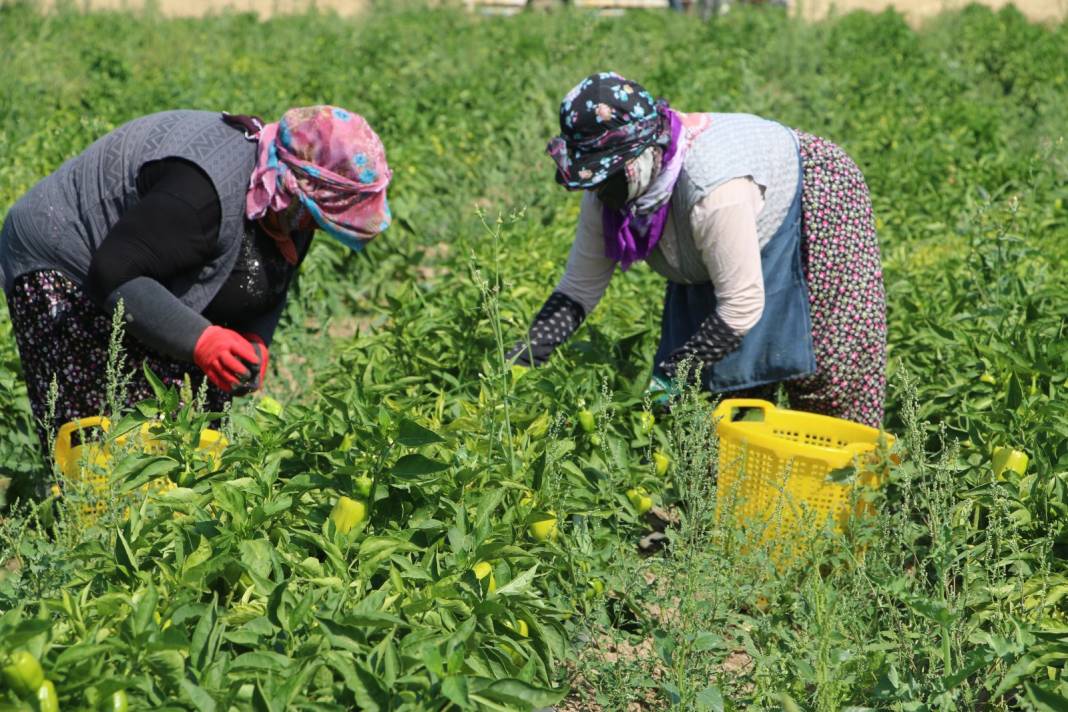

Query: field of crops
<box><xmin>0</xmin><ymin>1</ymin><xmax>1067</xmax><ymax>709</ymax></box>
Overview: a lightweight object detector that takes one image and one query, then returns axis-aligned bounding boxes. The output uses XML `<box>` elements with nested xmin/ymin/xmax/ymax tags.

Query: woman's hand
<box><xmin>506</xmin><ymin>291</ymin><xmax>587</xmax><ymax>367</ymax></box>
<box><xmin>193</xmin><ymin>326</ymin><xmax>262</xmax><ymax>393</ymax></box>
<box><xmin>658</xmin><ymin>312</ymin><xmax>744</xmax><ymax>385</ymax></box>
<box><xmin>231</xmin><ymin>333</ymin><xmax>270</xmax><ymax>396</ymax></box>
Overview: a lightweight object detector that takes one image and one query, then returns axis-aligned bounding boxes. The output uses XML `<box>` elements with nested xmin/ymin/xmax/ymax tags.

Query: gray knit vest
<box><xmin>646</xmin><ymin>113</ymin><xmax>801</xmax><ymax>284</ymax></box>
<box><xmin>0</xmin><ymin>110</ymin><xmax>257</xmax><ymax>311</ymax></box>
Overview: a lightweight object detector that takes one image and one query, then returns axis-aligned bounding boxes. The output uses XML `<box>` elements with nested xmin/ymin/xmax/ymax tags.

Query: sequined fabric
<box><xmin>203</xmin><ymin>220</ymin><xmax>310</xmax><ymax>325</ymax></box>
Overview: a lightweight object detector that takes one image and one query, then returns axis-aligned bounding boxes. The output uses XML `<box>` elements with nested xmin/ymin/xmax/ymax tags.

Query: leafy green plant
<box><xmin>0</xmin><ymin>2</ymin><xmax>1066</xmax><ymax>709</ymax></box>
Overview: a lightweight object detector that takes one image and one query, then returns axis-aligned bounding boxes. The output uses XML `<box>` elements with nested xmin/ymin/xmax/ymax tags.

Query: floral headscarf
<box><xmin>602</xmin><ymin>109</ymin><xmax>712</xmax><ymax>270</ymax></box>
<box><xmin>231</xmin><ymin>106</ymin><xmax>392</xmax><ymax>258</ymax></box>
<box><xmin>547</xmin><ymin>74</ymin><xmax>712</xmax><ymax>270</ymax></box>
<box><xmin>547</xmin><ymin>72</ymin><xmax>670</xmax><ymax>190</ymax></box>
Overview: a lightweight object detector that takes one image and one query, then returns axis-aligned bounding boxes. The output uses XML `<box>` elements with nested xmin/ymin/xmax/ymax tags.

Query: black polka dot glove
<box><xmin>506</xmin><ymin>291</ymin><xmax>587</xmax><ymax>367</ymax></box>
<box><xmin>658</xmin><ymin>311</ymin><xmax>744</xmax><ymax>385</ymax></box>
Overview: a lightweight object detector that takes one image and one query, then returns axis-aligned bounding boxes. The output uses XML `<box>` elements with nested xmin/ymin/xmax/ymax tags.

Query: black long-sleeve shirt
<box><xmin>86</xmin><ymin>158</ymin><xmax>311</xmax><ymax>357</ymax></box>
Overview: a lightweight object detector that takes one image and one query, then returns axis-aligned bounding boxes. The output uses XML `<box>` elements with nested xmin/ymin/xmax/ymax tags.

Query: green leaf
<box><xmin>1007</xmin><ymin>373</ymin><xmax>1024</xmax><ymax>410</ymax></box>
<box><xmin>693</xmin><ymin>632</ymin><xmax>724</xmax><ymax>653</ymax></box>
<box><xmin>2</xmin><ymin>620</ymin><xmax>52</xmax><ymax>648</ymax></box>
<box><xmin>231</xmin><ymin>413</ymin><xmax>263</xmax><ymax>438</ymax></box>
<box><xmin>54</xmin><ymin>643</ymin><xmax>109</xmax><ymax>668</ymax></box>
<box><xmin>317</xmin><ymin>619</ymin><xmax>366</xmax><ymax>654</ymax></box>
<box><xmin>114</xmin><ymin>530</ymin><xmax>139</xmax><ymax>573</ymax></box>
<box><xmin>493</xmin><ymin>565</ymin><xmax>538</xmax><ymax>597</ymax></box>
<box><xmin>147</xmin><ymin>650</ymin><xmax>186</xmax><ymax>687</ymax></box>
<box><xmin>473</xmin><ymin>679</ymin><xmax>567</xmax><ymax>708</ymax></box>
<box><xmin>211</xmin><ymin>483</ymin><xmax>247</xmax><ymax>526</ymax></box>
<box><xmin>348</xmin><ymin>664</ymin><xmax>389</xmax><ymax>712</ymax></box>
<box><xmin>143</xmin><ymin>364</ymin><xmax>169</xmax><ymax>401</ymax></box>
<box><xmin>252</xmin><ymin>681</ymin><xmax>278</xmax><ymax>712</ymax></box>
<box><xmin>132</xmin><ymin>584</ymin><xmax>158</xmax><ymax>635</ymax></box>
<box><xmin>153</xmin><ymin>487</ymin><xmax>204</xmax><ymax>509</ymax></box>
<box><xmin>392</xmin><ymin>453</ymin><xmax>449</xmax><ymax>478</ymax></box>
<box><xmin>180</xmin><ymin>680</ymin><xmax>218</xmax><ymax>712</ymax></box>
<box><xmin>267</xmin><ymin>579</ymin><xmax>289</xmax><ymax>631</ymax></box>
<box><xmin>112</xmin><ymin>455</ymin><xmax>178</xmax><ymax>493</ymax></box>
<box><xmin>442</xmin><ymin>676</ymin><xmax>471</xmax><ymax>708</ymax></box>
<box><xmin>239</xmin><ymin>539</ymin><xmax>275</xmax><ymax>581</ymax></box>
<box><xmin>190</xmin><ymin>600</ymin><xmax>218</xmax><ymax>670</ymax></box>
<box><xmin>696</xmin><ymin>685</ymin><xmax>724</xmax><ymax>712</ymax></box>
<box><xmin>359</xmin><ymin>536</ymin><xmax>419</xmax><ymax>573</ymax></box>
<box><xmin>341</xmin><ymin>611</ymin><xmax>410</xmax><ymax>629</ymax></box>
<box><xmin>1025</xmin><ymin>682</ymin><xmax>1068</xmax><ymax>712</ymax></box>
<box><xmin>231</xmin><ymin>651</ymin><xmax>293</xmax><ymax>673</ymax></box>
<box><xmin>779</xmin><ymin>693</ymin><xmax>804</xmax><ymax>712</ymax></box>
<box><xmin>396</xmin><ymin>418</ymin><xmax>445</xmax><ymax>447</ymax></box>
<box><xmin>182</xmin><ymin>536</ymin><xmax>214</xmax><ymax>583</ymax></box>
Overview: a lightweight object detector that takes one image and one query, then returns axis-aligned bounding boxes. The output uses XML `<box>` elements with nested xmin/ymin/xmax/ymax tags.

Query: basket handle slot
<box><xmin>55</xmin><ymin>416</ymin><xmax>111</xmax><ymax>460</ymax></box>
<box><xmin>714</xmin><ymin>398</ymin><xmax>774</xmax><ymax>424</ymax></box>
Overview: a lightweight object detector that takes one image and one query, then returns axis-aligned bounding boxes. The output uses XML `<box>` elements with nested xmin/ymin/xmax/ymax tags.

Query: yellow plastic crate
<box><xmin>53</xmin><ymin>416</ymin><xmax>226</xmax><ymax>524</ymax></box>
<box><xmin>713</xmin><ymin>399</ymin><xmax>895</xmax><ymax>557</ymax></box>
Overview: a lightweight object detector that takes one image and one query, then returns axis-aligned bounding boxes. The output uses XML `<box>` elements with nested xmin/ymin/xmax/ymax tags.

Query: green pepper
<box><xmin>993</xmin><ymin>447</ymin><xmax>1028</xmax><ymax>478</ymax></box>
<box><xmin>626</xmin><ymin>487</ymin><xmax>653</xmax><ymax>515</ymax></box>
<box><xmin>353</xmin><ymin>475</ymin><xmax>374</xmax><ymax>500</ymax></box>
<box><xmin>36</xmin><ymin>679</ymin><xmax>59</xmax><ymax>712</ymax></box>
<box><xmin>2</xmin><ymin>650</ymin><xmax>45</xmax><ymax>697</ymax></box>
<box><xmin>106</xmin><ymin>690</ymin><xmax>128</xmax><ymax>712</ymax></box>
<box><xmin>654</xmin><ymin>451</ymin><xmax>670</xmax><ymax>477</ymax></box>
<box><xmin>638</xmin><ymin>410</ymin><xmax>655</xmax><ymax>435</ymax></box>
<box><xmin>256</xmin><ymin>396</ymin><xmax>284</xmax><ymax>416</ymax></box>
<box><xmin>330</xmin><ymin>496</ymin><xmax>367</xmax><ymax>534</ymax></box>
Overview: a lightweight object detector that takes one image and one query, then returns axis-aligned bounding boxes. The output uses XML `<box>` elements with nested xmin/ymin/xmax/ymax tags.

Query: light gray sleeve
<box><xmin>554</xmin><ymin>192</ymin><xmax>617</xmax><ymax>316</ymax></box>
<box><xmin>691</xmin><ymin>177</ymin><xmax>766</xmax><ymax>336</ymax></box>
<box><xmin>106</xmin><ymin>276</ymin><xmax>210</xmax><ymax>361</ymax></box>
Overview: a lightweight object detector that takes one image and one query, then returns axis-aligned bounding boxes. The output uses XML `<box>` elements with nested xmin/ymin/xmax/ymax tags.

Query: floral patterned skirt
<box><xmin>733</xmin><ymin>131</ymin><xmax>888</xmax><ymax>428</ymax></box>
<box><xmin>7</xmin><ymin>270</ymin><xmax>231</xmax><ymax>452</ymax></box>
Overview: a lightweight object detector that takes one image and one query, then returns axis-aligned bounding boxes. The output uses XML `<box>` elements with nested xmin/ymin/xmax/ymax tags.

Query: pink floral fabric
<box><xmin>246</xmin><ymin>106</ymin><xmax>392</xmax><ymax>253</ymax></box>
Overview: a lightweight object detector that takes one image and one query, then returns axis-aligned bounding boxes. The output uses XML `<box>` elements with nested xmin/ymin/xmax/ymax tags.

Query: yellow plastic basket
<box><xmin>53</xmin><ymin>416</ymin><xmax>226</xmax><ymax>524</ymax></box>
<box><xmin>713</xmin><ymin>399</ymin><xmax>895</xmax><ymax>558</ymax></box>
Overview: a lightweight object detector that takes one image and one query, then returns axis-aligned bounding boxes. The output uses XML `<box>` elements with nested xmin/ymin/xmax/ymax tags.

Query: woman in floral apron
<box><xmin>509</xmin><ymin>72</ymin><xmax>886</xmax><ymax>427</ymax></box>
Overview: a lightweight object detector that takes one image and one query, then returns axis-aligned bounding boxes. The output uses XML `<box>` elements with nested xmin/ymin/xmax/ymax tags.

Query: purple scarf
<box><xmin>601</xmin><ymin>109</ymin><xmax>684</xmax><ymax>271</ymax></box>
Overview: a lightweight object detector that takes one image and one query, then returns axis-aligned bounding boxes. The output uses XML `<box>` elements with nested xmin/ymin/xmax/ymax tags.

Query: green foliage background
<box><xmin>0</xmin><ymin>2</ymin><xmax>1067</xmax><ymax>709</ymax></box>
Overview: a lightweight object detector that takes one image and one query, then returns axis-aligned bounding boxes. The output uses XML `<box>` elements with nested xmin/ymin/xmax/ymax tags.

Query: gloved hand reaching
<box><xmin>231</xmin><ymin>333</ymin><xmax>270</xmax><ymax>396</ymax></box>
<box><xmin>658</xmin><ymin>311</ymin><xmax>744</xmax><ymax>385</ymax></box>
<box><xmin>506</xmin><ymin>291</ymin><xmax>587</xmax><ymax>367</ymax></box>
<box><xmin>193</xmin><ymin>326</ymin><xmax>262</xmax><ymax>393</ymax></box>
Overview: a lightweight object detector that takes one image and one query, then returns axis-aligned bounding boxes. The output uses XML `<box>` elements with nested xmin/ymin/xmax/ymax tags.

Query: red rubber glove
<box><xmin>193</xmin><ymin>326</ymin><xmax>260</xmax><ymax>393</ymax></box>
<box><xmin>231</xmin><ymin>332</ymin><xmax>269</xmax><ymax>396</ymax></box>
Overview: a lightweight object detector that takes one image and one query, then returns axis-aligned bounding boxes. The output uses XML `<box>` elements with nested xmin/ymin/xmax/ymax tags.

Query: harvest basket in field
<box><xmin>53</xmin><ymin>416</ymin><xmax>226</xmax><ymax>524</ymax></box>
<box><xmin>713</xmin><ymin>399</ymin><xmax>895</xmax><ymax>558</ymax></box>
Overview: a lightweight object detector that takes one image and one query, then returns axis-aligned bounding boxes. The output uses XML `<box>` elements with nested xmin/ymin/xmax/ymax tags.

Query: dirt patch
<box><xmin>564</xmin><ymin>624</ymin><xmax>756</xmax><ymax>711</ymax></box>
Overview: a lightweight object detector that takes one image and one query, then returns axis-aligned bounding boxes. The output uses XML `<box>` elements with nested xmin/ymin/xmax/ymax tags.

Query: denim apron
<box><xmin>652</xmin><ymin>161</ymin><xmax>816</xmax><ymax>392</ymax></box>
